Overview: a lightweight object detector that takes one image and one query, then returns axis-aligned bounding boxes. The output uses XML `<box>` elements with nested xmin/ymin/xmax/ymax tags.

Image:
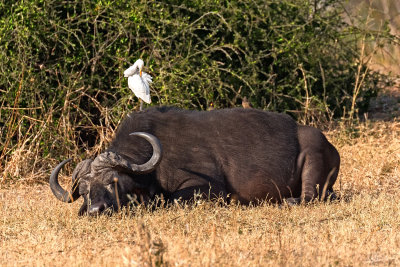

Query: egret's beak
<box><xmin>140</xmin><ymin>69</ymin><xmax>142</xmax><ymax>77</ymax></box>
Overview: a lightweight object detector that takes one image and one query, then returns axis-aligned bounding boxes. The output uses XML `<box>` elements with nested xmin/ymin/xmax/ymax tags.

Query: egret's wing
<box><xmin>128</xmin><ymin>75</ymin><xmax>152</xmax><ymax>104</ymax></box>
<box><xmin>140</xmin><ymin>72</ymin><xmax>152</xmax><ymax>104</ymax></box>
<box><xmin>141</xmin><ymin>72</ymin><xmax>153</xmax><ymax>85</ymax></box>
<box><xmin>127</xmin><ymin>75</ymin><xmax>142</xmax><ymax>95</ymax></box>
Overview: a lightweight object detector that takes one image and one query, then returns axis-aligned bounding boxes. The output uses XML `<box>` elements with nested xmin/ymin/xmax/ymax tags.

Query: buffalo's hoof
<box><xmin>279</xmin><ymin>197</ymin><xmax>301</xmax><ymax>208</ymax></box>
<box><xmin>325</xmin><ymin>190</ymin><xmax>339</xmax><ymax>201</ymax></box>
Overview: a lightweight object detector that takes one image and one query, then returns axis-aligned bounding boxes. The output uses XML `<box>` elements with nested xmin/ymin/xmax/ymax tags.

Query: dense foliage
<box><xmin>0</xmin><ymin>0</ymin><xmax>395</xmax><ymax>180</ymax></box>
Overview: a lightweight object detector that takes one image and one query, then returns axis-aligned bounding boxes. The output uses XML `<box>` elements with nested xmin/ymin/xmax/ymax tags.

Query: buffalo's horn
<box><xmin>129</xmin><ymin>132</ymin><xmax>163</xmax><ymax>173</ymax></box>
<box><xmin>49</xmin><ymin>158</ymin><xmax>81</xmax><ymax>203</ymax></box>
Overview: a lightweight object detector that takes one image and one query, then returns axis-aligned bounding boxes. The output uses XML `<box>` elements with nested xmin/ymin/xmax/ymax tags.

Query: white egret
<box><xmin>124</xmin><ymin>59</ymin><xmax>152</xmax><ymax>110</ymax></box>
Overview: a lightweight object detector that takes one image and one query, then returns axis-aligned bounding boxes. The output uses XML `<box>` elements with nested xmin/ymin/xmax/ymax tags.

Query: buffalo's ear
<box><xmin>78</xmin><ymin>199</ymin><xmax>88</xmax><ymax>216</ymax></box>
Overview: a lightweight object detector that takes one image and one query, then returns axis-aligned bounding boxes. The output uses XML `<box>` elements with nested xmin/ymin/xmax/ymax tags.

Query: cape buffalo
<box><xmin>50</xmin><ymin>106</ymin><xmax>340</xmax><ymax>215</ymax></box>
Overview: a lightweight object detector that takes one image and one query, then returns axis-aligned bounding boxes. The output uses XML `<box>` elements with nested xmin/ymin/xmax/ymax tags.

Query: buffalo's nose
<box><xmin>88</xmin><ymin>201</ymin><xmax>108</xmax><ymax>216</ymax></box>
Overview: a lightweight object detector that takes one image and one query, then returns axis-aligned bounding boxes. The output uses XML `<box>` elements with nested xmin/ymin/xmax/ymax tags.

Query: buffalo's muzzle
<box><xmin>88</xmin><ymin>201</ymin><xmax>109</xmax><ymax>216</ymax></box>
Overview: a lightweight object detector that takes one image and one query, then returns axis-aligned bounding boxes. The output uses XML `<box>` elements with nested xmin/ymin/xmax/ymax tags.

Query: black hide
<box><xmin>52</xmin><ymin>106</ymin><xmax>340</xmax><ymax>215</ymax></box>
<box><xmin>106</xmin><ymin>107</ymin><xmax>339</xmax><ymax>204</ymax></box>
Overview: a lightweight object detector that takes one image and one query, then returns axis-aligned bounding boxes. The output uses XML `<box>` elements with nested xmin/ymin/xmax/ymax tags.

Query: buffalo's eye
<box><xmin>79</xmin><ymin>189</ymin><xmax>88</xmax><ymax>195</ymax></box>
<box><xmin>79</xmin><ymin>185</ymin><xmax>89</xmax><ymax>195</ymax></box>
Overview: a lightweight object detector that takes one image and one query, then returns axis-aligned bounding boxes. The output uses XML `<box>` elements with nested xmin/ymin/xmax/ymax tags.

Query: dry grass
<box><xmin>2</xmin><ymin>120</ymin><xmax>400</xmax><ymax>266</ymax></box>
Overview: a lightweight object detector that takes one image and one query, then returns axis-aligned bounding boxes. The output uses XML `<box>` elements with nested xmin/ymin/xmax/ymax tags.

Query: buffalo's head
<box><xmin>49</xmin><ymin>132</ymin><xmax>162</xmax><ymax>216</ymax></box>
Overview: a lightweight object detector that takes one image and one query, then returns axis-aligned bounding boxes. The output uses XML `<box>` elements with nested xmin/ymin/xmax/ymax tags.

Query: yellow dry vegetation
<box><xmin>1</xmin><ymin>120</ymin><xmax>400</xmax><ymax>266</ymax></box>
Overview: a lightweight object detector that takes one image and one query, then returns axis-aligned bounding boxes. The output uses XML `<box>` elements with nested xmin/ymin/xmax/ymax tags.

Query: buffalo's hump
<box><xmin>107</xmin><ymin>107</ymin><xmax>299</xmax><ymax>201</ymax></box>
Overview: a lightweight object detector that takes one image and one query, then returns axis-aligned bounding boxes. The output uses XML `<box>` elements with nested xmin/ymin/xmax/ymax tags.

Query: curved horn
<box><xmin>49</xmin><ymin>158</ymin><xmax>81</xmax><ymax>203</ymax></box>
<box><xmin>129</xmin><ymin>132</ymin><xmax>163</xmax><ymax>174</ymax></box>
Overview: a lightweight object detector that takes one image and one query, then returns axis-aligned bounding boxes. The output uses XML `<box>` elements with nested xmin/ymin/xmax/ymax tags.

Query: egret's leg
<box><xmin>139</xmin><ymin>99</ymin><xmax>143</xmax><ymax>111</ymax></box>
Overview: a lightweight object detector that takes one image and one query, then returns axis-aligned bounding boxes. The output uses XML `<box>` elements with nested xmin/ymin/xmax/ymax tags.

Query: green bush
<box><xmin>0</xmin><ymin>0</ymin><xmax>395</xmax><ymax>180</ymax></box>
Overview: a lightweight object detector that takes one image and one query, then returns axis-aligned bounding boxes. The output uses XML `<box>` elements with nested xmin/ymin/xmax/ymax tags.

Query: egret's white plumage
<box><xmin>124</xmin><ymin>59</ymin><xmax>152</xmax><ymax>106</ymax></box>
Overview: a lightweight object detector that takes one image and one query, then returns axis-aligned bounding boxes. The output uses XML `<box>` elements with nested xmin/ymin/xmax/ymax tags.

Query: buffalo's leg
<box><xmin>282</xmin><ymin>153</ymin><xmax>325</xmax><ymax>205</ymax></box>
<box><xmin>296</xmin><ymin>125</ymin><xmax>340</xmax><ymax>204</ymax></box>
<box><xmin>300</xmin><ymin>152</ymin><xmax>326</xmax><ymax>202</ymax></box>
